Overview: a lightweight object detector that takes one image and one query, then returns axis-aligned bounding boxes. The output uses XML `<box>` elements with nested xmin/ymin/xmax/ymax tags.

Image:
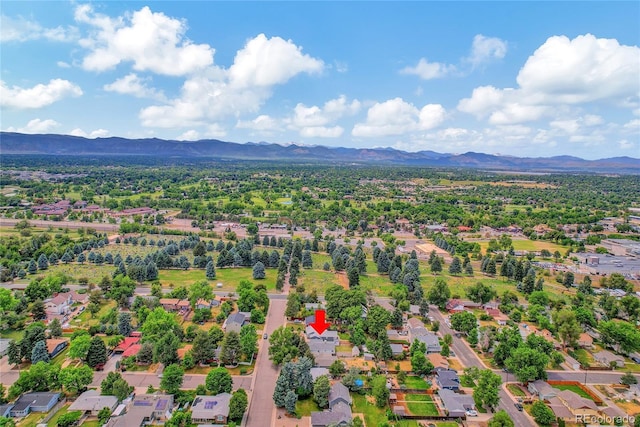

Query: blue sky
<box><xmin>1</xmin><ymin>1</ymin><xmax>639</xmax><ymax>159</ymax></box>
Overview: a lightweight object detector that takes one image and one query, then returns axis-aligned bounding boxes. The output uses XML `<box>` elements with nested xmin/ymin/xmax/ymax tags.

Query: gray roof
<box><xmin>438</xmin><ymin>389</ymin><xmax>475</xmax><ymax>413</ymax></box>
<box><xmin>529</xmin><ymin>380</ymin><xmax>557</xmax><ymax>397</ymax></box>
<box><xmin>436</xmin><ymin>370</ymin><xmax>460</xmax><ymax>388</ymax></box>
<box><xmin>416</xmin><ymin>333</ymin><xmax>441</xmax><ymax>352</ymax></box>
<box><xmin>314</xmin><ymin>354</ymin><xmax>337</xmax><ymax>367</ymax></box>
<box><xmin>226</xmin><ymin>312</ymin><xmax>246</xmax><ymax>326</ymax></box>
<box><xmin>0</xmin><ymin>338</ymin><xmax>12</xmax><ymax>355</ymax></box>
<box><xmin>191</xmin><ymin>394</ymin><xmax>231</xmax><ymax>420</ymax></box>
<box><xmin>12</xmin><ymin>392</ymin><xmax>60</xmax><ymax>412</ymax></box>
<box><xmin>310</xmin><ymin>368</ymin><xmax>330</xmax><ymax>381</ymax></box>
<box><xmin>390</xmin><ymin>344</ymin><xmax>404</xmax><ymax>354</ymax></box>
<box><xmin>594</xmin><ymin>350</ymin><xmax>624</xmax><ymax>363</ymax></box>
<box><xmin>69</xmin><ymin>390</ymin><xmax>118</xmax><ymax>412</ymax></box>
<box><xmin>0</xmin><ymin>404</ymin><xmax>13</xmax><ymax>417</ymax></box>
<box><xmin>329</xmin><ymin>382</ymin><xmax>352</xmax><ymax>407</ymax></box>
<box><xmin>309</xmin><ymin>341</ymin><xmax>336</xmax><ymax>354</ymax></box>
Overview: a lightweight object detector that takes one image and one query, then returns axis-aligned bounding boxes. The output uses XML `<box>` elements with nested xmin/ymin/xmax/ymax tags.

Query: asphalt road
<box><xmin>244</xmin><ymin>295</ymin><xmax>288</xmax><ymax>426</ymax></box>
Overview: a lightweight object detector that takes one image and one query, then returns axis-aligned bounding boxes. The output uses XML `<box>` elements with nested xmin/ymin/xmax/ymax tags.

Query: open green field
<box><xmin>299</xmin><ymin>269</ymin><xmax>340</xmax><ymax>294</ymax></box>
<box><xmin>476</xmin><ymin>239</ymin><xmax>567</xmax><ymax>253</ymax></box>
<box><xmin>405</xmin><ymin>394</ymin><xmax>439</xmax><ymax>416</ymax></box>
<box><xmin>71</xmin><ymin>301</ymin><xmax>117</xmax><ymax>327</ymax></box>
<box><xmin>157</xmin><ymin>267</ymin><xmax>277</xmax><ymax>291</ymax></box>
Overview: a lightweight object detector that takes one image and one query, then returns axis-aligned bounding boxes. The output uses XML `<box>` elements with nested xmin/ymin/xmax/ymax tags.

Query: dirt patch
<box><xmin>336</xmin><ymin>272</ymin><xmax>349</xmax><ymax>289</ymax></box>
<box><xmin>415</xmin><ymin>243</ymin><xmax>449</xmax><ymax>257</ymax></box>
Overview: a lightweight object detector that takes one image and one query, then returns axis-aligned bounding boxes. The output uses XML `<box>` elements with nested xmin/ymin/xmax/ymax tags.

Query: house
<box><xmin>415</xmin><ymin>333</ymin><xmax>442</xmax><ymax>354</ymax></box>
<box><xmin>223</xmin><ymin>312</ymin><xmax>248</xmax><ymax>334</ymax></box>
<box><xmin>306</xmin><ymin>327</ymin><xmax>339</xmax><ymax>343</ymax></box>
<box><xmin>446</xmin><ymin>299</ymin><xmax>482</xmax><ymax>313</ymax></box>
<box><xmin>556</xmin><ymin>390</ymin><xmax>600</xmax><ymax>419</ymax></box>
<box><xmin>427</xmin><ymin>353</ymin><xmax>449</xmax><ymax>370</ymax></box>
<box><xmin>45</xmin><ymin>294</ymin><xmax>72</xmax><ymax>315</ymax></box>
<box><xmin>409</xmin><ymin>305</ymin><xmax>421</xmax><ymax>316</ymax></box>
<box><xmin>191</xmin><ymin>393</ymin><xmax>231</xmax><ymax>424</ymax></box>
<box><xmin>46</xmin><ymin>338</ymin><xmax>68</xmax><ymax>358</ymax></box>
<box><xmin>438</xmin><ymin>389</ymin><xmax>475</xmax><ymax>417</ymax></box>
<box><xmin>195</xmin><ymin>299</ymin><xmax>213</xmax><ymax>310</ymax></box>
<box><xmin>351</xmin><ymin>346</ymin><xmax>360</xmax><ymax>357</ymax></box>
<box><xmin>436</xmin><ymin>369</ymin><xmax>460</xmax><ymax>391</ymax></box>
<box><xmin>69</xmin><ymin>291</ymin><xmax>88</xmax><ymax>304</ymax></box>
<box><xmin>0</xmin><ymin>338</ymin><xmax>12</xmax><ymax>357</ymax></box>
<box><xmin>486</xmin><ymin>308</ymin><xmax>509</xmax><ymax>325</ymax></box>
<box><xmin>104</xmin><ymin>394</ymin><xmax>173</xmax><ymax>427</ymax></box>
<box><xmin>309</xmin><ymin>341</ymin><xmax>337</xmax><ymax>356</ymax></box>
<box><xmin>159</xmin><ymin>298</ymin><xmax>180</xmax><ymax>312</ymax></box>
<box><xmin>386</xmin><ymin>330</ymin><xmax>409</xmax><ymax>342</ymax></box>
<box><xmin>177</xmin><ymin>300</ymin><xmax>191</xmax><ymax>312</ymax></box>
<box><xmin>310</xmin><ymin>368</ymin><xmax>330</xmax><ymax>381</ymax></box>
<box><xmin>68</xmin><ymin>389</ymin><xmax>118</xmax><ymax>416</ymax></box>
<box><xmin>9</xmin><ymin>392</ymin><xmax>60</xmax><ymax>417</ymax></box>
<box><xmin>114</xmin><ymin>337</ymin><xmax>141</xmax><ymax>353</ymax></box>
<box><xmin>594</xmin><ymin>350</ymin><xmax>625</xmax><ymax>368</ymax></box>
<box><xmin>390</xmin><ymin>344</ymin><xmax>405</xmax><ymax>357</ymax></box>
<box><xmin>578</xmin><ymin>333</ymin><xmax>594</xmax><ymax>349</ymax></box>
<box><xmin>314</xmin><ymin>354</ymin><xmax>338</xmax><ymax>368</ymax></box>
<box><xmin>311</xmin><ymin>383</ymin><xmax>352</xmax><ymax>427</ymax></box>
<box><xmin>122</xmin><ymin>344</ymin><xmax>141</xmax><ymax>358</ymax></box>
<box><xmin>0</xmin><ymin>404</ymin><xmax>13</xmax><ymax>418</ymax></box>
<box><xmin>528</xmin><ymin>380</ymin><xmax>558</xmax><ymax>401</ymax></box>
<box><xmin>547</xmin><ymin>397</ymin><xmax>575</xmax><ymax>421</ymax></box>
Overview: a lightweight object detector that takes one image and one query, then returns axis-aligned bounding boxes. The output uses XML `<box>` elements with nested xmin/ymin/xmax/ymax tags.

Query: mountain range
<box><xmin>1</xmin><ymin>132</ymin><xmax>638</xmax><ymax>173</ymax></box>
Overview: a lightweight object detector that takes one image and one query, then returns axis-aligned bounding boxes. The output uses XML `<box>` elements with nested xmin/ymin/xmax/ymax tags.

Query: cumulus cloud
<box><xmin>69</xmin><ymin>128</ymin><xmax>109</xmax><ymax>138</ymax></box>
<box><xmin>0</xmin><ymin>79</ymin><xmax>82</xmax><ymax>109</ymax></box>
<box><xmin>75</xmin><ymin>5</ymin><xmax>214</xmax><ymax>75</ymax></box>
<box><xmin>104</xmin><ymin>73</ymin><xmax>165</xmax><ymax>100</ymax></box>
<box><xmin>177</xmin><ymin>129</ymin><xmax>200</xmax><ymax>141</ymax></box>
<box><xmin>284</xmin><ymin>95</ymin><xmax>360</xmax><ymax>138</ymax></box>
<box><xmin>236</xmin><ymin>115</ymin><xmax>281</xmax><ymax>132</ymax></box>
<box><xmin>466</xmin><ymin>34</ymin><xmax>508</xmax><ymax>67</ymax></box>
<box><xmin>300</xmin><ymin>126</ymin><xmax>343</xmax><ymax>138</ymax></box>
<box><xmin>352</xmin><ymin>98</ymin><xmax>446</xmax><ymax>137</ymax></box>
<box><xmin>229</xmin><ymin>34</ymin><xmax>324</xmax><ymax>88</ymax></box>
<box><xmin>400</xmin><ymin>58</ymin><xmax>456</xmax><ymax>80</ymax></box>
<box><xmin>5</xmin><ymin>118</ymin><xmax>60</xmax><ymax>133</ymax></box>
<box><xmin>140</xmin><ymin>34</ymin><xmax>324</xmax><ymax>128</ymax></box>
<box><xmin>458</xmin><ymin>34</ymin><xmax>640</xmax><ymax>125</ymax></box>
<box><xmin>1</xmin><ymin>15</ymin><xmax>78</xmax><ymax>42</ymax></box>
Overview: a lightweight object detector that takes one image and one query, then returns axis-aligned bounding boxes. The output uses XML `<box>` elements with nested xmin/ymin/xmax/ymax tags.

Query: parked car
<box><xmin>465</xmin><ymin>410</ymin><xmax>478</xmax><ymax>416</ymax></box>
<box><xmin>263</xmin><ymin>333</ymin><xmax>268</xmax><ymax>339</ymax></box>
<box><xmin>514</xmin><ymin>403</ymin><xmax>524</xmax><ymax>412</ymax></box>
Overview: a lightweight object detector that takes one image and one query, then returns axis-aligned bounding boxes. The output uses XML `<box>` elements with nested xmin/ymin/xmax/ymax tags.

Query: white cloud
<box><xmin>623</xmin><ymin>119</ymin><xmax>640</xmax><ymax>132</ymax></box>
<box><xmin>104</xmin><ymin>73</ymin><xmax>165</xmax><ymax>100</ymax></box>
<box><xmin>229</xmin><ymin>34</ymin><xmax>324</xmax><ymax>88</ymax></box>
<box><xmin>204</xmin><ymin>124</ymin><xmax>227</xmax><ymax>138</ymax></box>
<box><xmin>458</xmin><ymin>34</ymin><xmax>640</xmax><ymax>125</ymax></box>
<box><xmin>0</xmin><ymin>79</ymin><xmax>82</xmax><ymax>109</ymax></box>
<box><xmin>140</xmin><ymin>34</ymin><xmax>325</xmax><ymax>128</ymax></box>
<box><xmin>400</xmin><ymin>58</ymin><xmax>456</xmax><ymax>80</ymax></box>
<box><xmin>236</xmin><ymin>115</ymin><xmax>281</xmax><ymax>134</ymax></box>
<box><xmin>1</xmin><ymin>15</ymin><xmax>78</xmax><ymax>42</ymax></box>
<box><xmin>57</xmin><ymin>61</ymin><xmax>71</xmax><ymax>68</ymax></box>
<box><xmin>69</xmin><ymin>128</ymin><xmax>109</xmax><ymax>138</ymax></box>
<box><xmin>300</xmin><ymin>126</ymin><xmax>343</xmax><ymax>138</ymax></box>
<box><xmin>466</xmin><ymin>34</ymin><xmax>508</xmax><ymax>67</ymax></box>
<box><xmin>75</xmin><ymin>5</ymin><xmax>214</xmax><ymax>76</ymax></box>
<box><xmin>5</xmin><ymin>118</ymin><xmax>60</xmax><ymax>133</ymax></box>
<box><xmin>352</xmin><ymin>98</ymin><xmax>446</xmax><ymax>137</ymax></box>
<box><xmin>177</xmin><ymin>130</ymin><xmax>200</xmax><ymax>141</ymax></box>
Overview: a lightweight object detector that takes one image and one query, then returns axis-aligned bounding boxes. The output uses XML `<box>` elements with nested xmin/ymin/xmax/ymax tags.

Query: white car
<box><xmin>466</xmin><ymin>410</ymin><xmax>478</xmax><ymax>417</ymax></box>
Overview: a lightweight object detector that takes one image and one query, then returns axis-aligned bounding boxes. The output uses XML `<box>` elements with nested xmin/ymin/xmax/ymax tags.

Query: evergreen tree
<box><xmin>252</xmin><ymin>262</ymin><xmax>266</xmax><ymax>280</ymax></box>
<box><xmin>49</xmin><ymin>318</ymin><xmax>63</xmax><ymax>338</ymax></box>
<box><xmin>449</xmin><ymin>256</ymin><xmax>462</xmax><ymax>274</ymax></box>
<box><xmin>118</xmin><ymin>312</ymin><xmax>133</xmax><ymax>337</ymax></box>
<box><xmin>464</xmin><ymin>262</ymin><xmax>474</xmax><ymax>275</ymax></box>
<box><xmin>205</xmin><ymin>261</ymin><xmax>216</xmax><ymax>279</ymax></box>
<box><xmin>430</xmin><ymin>257</ymin><xmax>442</xmax><ymax>273</ymax></box>
<box><xmin>273</xmin><ymin>375</ymin><xmax>289</xmax><ymax>407</ymax></box>
<box><xmin>37</xmin><ymin>254</ymin><xmax>49</xmax><ymax>270</ymax></box>
<box><xmin>27</xmin><ymin>259</ymin><xmax>37</xmax><ymax>274</ymax></box>
<box><xmin>31</xmin><ymin>340</ymin><xmax>50</xmax><ymax>364</ymax></box>
<box><xmin>313</xmin><ymin>375</ymin><xmax>331</xmax><ymax>408</ymax></box>
<box><xmin>284</xmin><ymin>390</ymin><xmax>297</xmax><ymax>415</ymax></box>
<box><xmin>376</xmin><ymin>251</ymin><xmax>390</xmax><ymax>274</ymax></box>
<box><xmin>87</xmin><ymin>336</ymin><xmax>107</xmax><ymax>368</ymax></box>
<box><xmin>61</xmin><ymin>251</ymin><xmax>73</xmax><ymax>264</ymax></box>
<box><xmin>221</xmin><ymin>331</ymin><xmax>241</xmax><ymax>365</ymax></box>
<box><xmin>8</xmin><ymin>340</ymin><xmax>21</xmax><ymax>366</ymax></box>
<box><xmin>301</xmin><ymin>250</ymin><xmax>313</xmax><ymax>268</ymax></box>
<box><xmin>347</xmin><ymin>268</ymin><xmax>360</xmax><ymax>289</ymax></box>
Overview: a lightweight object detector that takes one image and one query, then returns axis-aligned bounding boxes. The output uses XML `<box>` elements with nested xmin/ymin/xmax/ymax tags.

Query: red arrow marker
<box><xmin>310</xmin><ymin>309</ymin><xmax>331</xmax><ymax>335</ymax></box>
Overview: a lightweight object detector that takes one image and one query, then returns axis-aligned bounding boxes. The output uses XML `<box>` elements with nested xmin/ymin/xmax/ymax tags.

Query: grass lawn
<box><xmin>46</xmin><ymin>404</ymin><xmax>76</xmax><ymax>427</ymax></box>
<box><xmin>158</xmin><ymin>267</ymin><xmax>276</xmax><ymax>291</ymax></box>
<box><xmin>51</xmin><ymin>347</ymin><xmax>71</xmax><ymax>366</ymax></box>
<box><xmin>359</xmin><ymin>273</ymin><xmax>395</xmax><ymax>295</ymax></box>
<box><xmin>405</xmin><ymin>394</ymin><xmax>439</xmax><ymax>416</ymax></box>
<box><xmin>16</xmin><ymin>411</ymin><xmax>44</xmax><ymax>427</ymax></box>
<box><xmin>81</xmin><ymin>420</ymin><xmax>101</xmax><ymax>427</ymax></box>
<box><xmin>296</xmin><ymin>397</ymin><xmax>321</xmax><ymax>416</ymax></box>
<box><xmin>507</xmin><ymin>384</ymin><xmax>526</xmax><ymax>397</ymax></box>
<box><xmin>476</xmin><ymin>239</ymin><xmax>566</xmax><ymax>253</ymax></box>
<box><xmin>72</xmin><ymin>301</ymin><xmax>117</xmax><ymax>327</ymax></box>
<box><xmin>403</xmin><ymin>376</ymin><xmax>428</xmax><ymax>390</ymax></box>
<box><xmin>571</xmin><ymin>349</ymin><xmax>595</xmax><ymax>367</ymax></box>
<box><xmin>351</xmin><ymin>394</ymin><xmax>419</xmax><ymax>427</ymax></box>
<box><xmin>299</xmin><ymin>269</ymin><xmax>340</xmax><ymax>294</ymax></box>
<box><xmin>552</xmin><ymin>384</ymin><xmax>594</xmax><ymax>400</ymax></box>
<box><xmin>0</xmin><ymin>328</ymin><xmax>25</xmax><ymax>341</ymax></box>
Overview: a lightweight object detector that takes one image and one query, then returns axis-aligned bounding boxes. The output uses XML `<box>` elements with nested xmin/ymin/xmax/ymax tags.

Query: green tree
<box><xmin>229</xmin><ymin>389</ymin><xmax>248</xmax><ymax>422</ymax></box>
<box><xmin>205</xmin><ymin>367</ymin><xmax>233</xmax><ymax>394</ymax></box>
<box><xmin>7</xmin><ymin>341</ymin><xmax>21</xmax><ymax>366</ymax></box>
<box><xmin>284</xmin><ymin>390</ymin><xmax>297</xmax><ymax>415</ymax></box>
<box><xmin>189</xmin><ymin>280</ymin><xmax>213</xmax><ymax>308</ymax></box>
<box><xmin>97</xmin><ymin>407</ymin><xmax>112</xmax><ymax>425</ymax></box>
<box><xmin>552</xmin><ymin>309</ymin><xmax>581</xmax><ymax>348</ymax></box>
<box><xmin>112</xmin><ymin>378</ymin><xmax>132</xmax><ymax>401</ymax></box>
<box><xmin>239</xmin><ymin>325</ymin><xmax>258</xmax><ymax>359</ymax></box>
<box><xmin>505</xmin><ymin>346</ymin><xmax>549</xmax><ymax>383</ymax></box>
<box><xmin>450</xmin><ymin>311</ymin><xmax>477</xmax><ymax>334</ymax></box>
<box><xmin>488</xmin><ymin>410</ymin><xmax>514</xmax><ymax>427</ymax></box>
<box><xmin>160</xmin><ymin>364</ymin><xmax>184</xmax><ymax>394</ymax></box>
<box><xmin>30</xmin><ymin>340</ymin><xmax>50</xmax><ymax>364</ymax></box>
<box><xmin>313</xmin><ymin>375</ymin><xmax>331</xmax><ymax>408</ymax></box>
<box><xmin>60</xmin><ymin>365</ymin><xmax>93</xmax><ymax>395</ymax></box>
<box><xmin>273</xmin><ymin>374</ymin><xmax>289</xmax><ymax>407</ymax></box>
<box><xmin>430</xmin><ymin>257</ymin><xmax>442</xmax><ymax>273</ymax></box>
<box><xmin>87</xmin><ymin>336</ymin><xmax>108</xmax><ymax>368</ymax></box>
<box><xmin>191</xmin><ymin>331</ymin><xmax>216</xmax><ymax>365</ymax></box>
<box><xmin>531</xmin><ymin>400</ymin><xmax>555</xmax><ymax>425</ymax></box>
<box><xmin>49</xmin><ymin>318</ymin><xmax>62</xmax><ymax>338</ymax></box>
<box><xmin>473</xmin><ymin>369</ymin><xmax>502</xmax><ymax>410</ymax></box>
<box><xmin>221</xmin><ymin>331</ymin><xmax>242</xmax><ymax>365</ymax></box>
<box><xmin>371</xmin><ymin>375</ymin><xmax>389</xmax><ymax>407</ymax></box>
<box><xmin>411</xmin><ymin>351</ymin><xmax>433</xmax><ymax>376</ymax></box>
<box><xmin>427</xmin><ymin>278</ymin><xmax>450</xmax><ymax>309</ymax></box>
<box><xmin>155</xmin><ymin>331</ymin><xmax>180</xmax><ymax>366</ymax></box>
<box><xmin>466</xmin><ymin>282</ymin><xmax>497</xmax><ymax>304</ymax></box>
<box><xmin>56</xmin><ymin>411</ymin><xmax>81</xmax><ymax>427</ymax></box>
<box><xmin>117</xmin><ymin>312</ymin><xmax>133</xmax><ymax>337</ymax></box>
<box><xmin>448</xmin><ymin>256</ymin><xmax>462</xmax><ymax>275</ymax></box>
<box><xmin>252</xmin><ymin>261</ymin><xmax>266</xmax><ymax>279</ymax></box>
<box><xmin>620</xmin><ymin>372</ymin><xmax>638</xmax><ymax>386</ymax></box>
